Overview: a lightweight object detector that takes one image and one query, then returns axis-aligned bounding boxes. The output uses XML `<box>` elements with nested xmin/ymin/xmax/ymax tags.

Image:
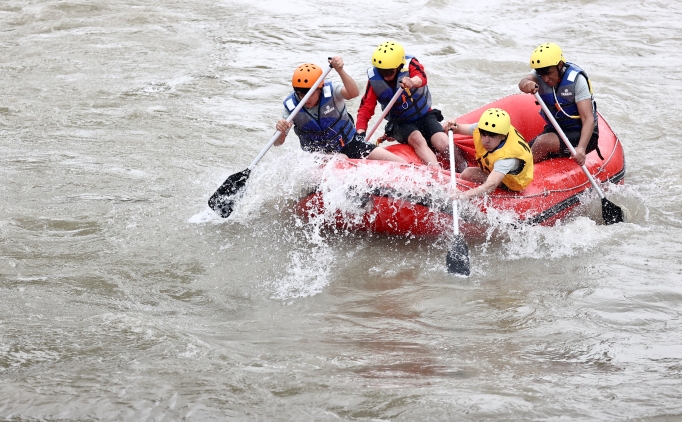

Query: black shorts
<box><xmin>534</xmin><ymin>124</ymin><xmax>600</xmax><ymax>159</ymax></box>
<box><xmin>339</xmin><ymin>133</ymin><xmax>376</xmax><ymax>159</ymax></box>
<box><xmin>386</xmin><ymin>109</ymin><xmax>444</xmax><ymax>148</ymax></box>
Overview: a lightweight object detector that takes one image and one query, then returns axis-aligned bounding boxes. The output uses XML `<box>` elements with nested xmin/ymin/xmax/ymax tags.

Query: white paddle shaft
<box><xmin>247</xmin><ymin>65</ymin><xmax>334</xmax><ymax>170</ymax></box>
<box><xmin>448</xmin><ymin>130</ymin><xmax>460</xmax><ymax>236</ymax></box>
<box><xmin>364</xmin><ymin>88</ymin><xmax>405</xmax><ymax>142</ymax></box>
<box><xmin>533</xmin><ymin>92</ymin><xmax>606</xmax><ymax>200</ymax></box>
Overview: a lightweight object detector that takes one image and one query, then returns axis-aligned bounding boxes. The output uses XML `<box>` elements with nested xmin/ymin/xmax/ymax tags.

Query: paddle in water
<box><xmin>208</xmin><ymin>62</ymin><xmax>334</xmax><ymax>218</ymax></box>
<box><xmin>208</xmin><ymin>64</ymin><xmax>332</xmax><ymax>218</ymax></box>
<box><xmin>207</xmin><ymin>169</ymin><xmax>251</xmax><ymax>218</ymax></box>
<box><xmin>533</xmin><ymin>92</ymin><xmax>625</xmax><ymax>225</ymax></box>
<box><xmin>446</xmin><ymin>129</ymin><xmax>470</xmax><ymax>276</ymax></box>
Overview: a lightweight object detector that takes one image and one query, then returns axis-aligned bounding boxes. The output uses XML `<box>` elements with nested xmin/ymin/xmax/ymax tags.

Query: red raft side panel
<box><xmin>294</xmin><ymin>158</ymin><xmax>455</xmax><ymax>236</ymax></box>
<box><xmin>295</xmin><ymin>94</ymin><xmax>625</xmax><ymax>236</ymax></box>
<box><xmin>295</xmin><ymin>192</ymin><xmax>454</xmax><ymax>236</ymax></box>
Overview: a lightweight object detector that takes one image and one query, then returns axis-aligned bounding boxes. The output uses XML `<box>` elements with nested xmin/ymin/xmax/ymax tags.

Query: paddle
<box><xmin>446</xmin><ymin>129</ymin><xmax>471</xmax><ymax>276</ymax></box>
<box><xmin>363</xmin><ymin>87</ymin><xmax>404</xmax><ymax>142</ymax></box>
<box><xmin>208</xmin><ymin>62</ymin><xmax>334</xmax><ymax>218</ymax></box>
<box><xmin>533</xmin><ymin>92</ymin><xmax>624</xmax><ymax>225</ymax></box>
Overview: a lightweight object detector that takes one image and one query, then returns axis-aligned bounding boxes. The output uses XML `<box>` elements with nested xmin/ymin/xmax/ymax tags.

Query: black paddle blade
<box><xmin>208</xmin><ymin>169</ymin><xmax>251</xmax><ymax>218</ymax></box>
<box><xmin>446</xmin><ymin>234</ymin><xmax>470</xmax><ymax>276</ymax></box>
<box><xmin>602</xmin><ymin>197</ymin><xmax>624</xmax><ymax>225</ymax></box>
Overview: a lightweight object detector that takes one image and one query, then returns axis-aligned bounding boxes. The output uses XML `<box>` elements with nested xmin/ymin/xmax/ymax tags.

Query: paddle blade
<box><xmin>601</xmin><ymin>197</ymin><xmax>625</xmax><ymax>225</ymax></box>
<box><xmin>446</xmin><ymin>234</ymin><xmax>470</xmax><ymax>276</ymax></box>
<box><xmin>208</xmin><ymin>169</ymin><xmax>251</xmax><ymax>218</ymax></box>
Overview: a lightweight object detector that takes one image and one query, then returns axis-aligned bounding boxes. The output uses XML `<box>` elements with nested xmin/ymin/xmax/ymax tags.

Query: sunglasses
<box><xmin>479</xmin><ymin>129</ymin><xmax>500</xmax><ymax>138</ymax></box>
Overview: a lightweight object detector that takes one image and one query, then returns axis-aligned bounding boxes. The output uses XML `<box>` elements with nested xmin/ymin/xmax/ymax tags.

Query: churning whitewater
<box><xmin>1</xmin><ymin>0</ymin><xmax>681</xmax><ymax>420</ymax></box>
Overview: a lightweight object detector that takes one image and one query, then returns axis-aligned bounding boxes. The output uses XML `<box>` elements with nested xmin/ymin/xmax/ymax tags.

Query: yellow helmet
<box><xmin>530</xmin><ymin>43</ymin><xmax>565</xmax><ymax>69</ymax></box>
<box><xmin>292</xmin><ymin>63</ymin><xmax>324</xmax><ymax>89</ymax></box>
<box><xmin>478</xmin><ymin>108</ymin><xmax>510</xmax><ymax>135</ymax></box>
<box><xmin>371</xmin><ymin>41</ymin><xmax>405</xmax><ymax>69</ymax></box>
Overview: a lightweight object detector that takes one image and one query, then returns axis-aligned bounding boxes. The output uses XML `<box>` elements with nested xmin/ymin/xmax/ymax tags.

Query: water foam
<box><xmin>197</xmin><ymin>149</ymin><xmax>651</xmax><ymax>287</ymax></box>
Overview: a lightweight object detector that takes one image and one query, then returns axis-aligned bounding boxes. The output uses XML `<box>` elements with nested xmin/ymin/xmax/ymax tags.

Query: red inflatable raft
<box><xmin>295</xmin><ymin>94</ymin><xmax>625</xmax><ymax>237</ymax></box>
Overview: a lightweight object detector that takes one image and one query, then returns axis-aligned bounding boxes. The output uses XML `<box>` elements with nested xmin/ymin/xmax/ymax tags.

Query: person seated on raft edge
<box><xmin>274</xmin><ymin>56</ymin><xmax>406</xmax><ymax>164</ymax></box>
<box><xmin>518</xmin><ymin>42</ymin><xmax>601</xmax><ymax>166</ymax></box>
<box><xmin>354</xmin><ymin>40</ymin><xmax>448</xmax><ymax>168</ymax></box>
<box><xmin>442</xmin><ymin>108</ymin><xmax>534</xmax><ymax>199</ymax></box>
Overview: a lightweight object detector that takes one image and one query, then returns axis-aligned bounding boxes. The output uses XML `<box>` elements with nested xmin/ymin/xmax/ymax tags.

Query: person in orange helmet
<box><xmin>275</xmin><ymin>56</ymin><xmax>406</xmax><ymax>163</ymax></box>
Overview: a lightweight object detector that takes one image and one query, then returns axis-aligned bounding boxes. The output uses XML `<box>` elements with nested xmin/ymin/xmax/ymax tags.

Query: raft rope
<box><xmin>319</xmin><ymin>110</ymin><xmax>624</xmax><ymax>205</ymax></box>
<box><xmin>329</xmin><ymin>133</ymin><xmax>622</xmax><ymax>201</ymax></box>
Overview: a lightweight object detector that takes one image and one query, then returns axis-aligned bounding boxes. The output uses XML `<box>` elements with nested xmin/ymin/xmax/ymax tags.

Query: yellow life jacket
<box><xmin>474</xmin><ymin>125</ymin><xmax>534</xmax><ymax>191</ymax></box>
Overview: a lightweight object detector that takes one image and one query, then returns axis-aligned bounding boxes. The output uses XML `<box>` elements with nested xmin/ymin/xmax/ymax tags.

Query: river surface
<box><xmin>1</xmin><ymin>0</ymin><xmax>681</xmax><ymax>420</ymax></box>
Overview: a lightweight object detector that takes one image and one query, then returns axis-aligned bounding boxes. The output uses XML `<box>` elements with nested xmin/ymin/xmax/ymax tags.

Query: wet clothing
<box><xmin>474</xmin><ymin>124</ymin><xmax>534</xmax><ymax>191</ymax></box>
<box><xmin>536</xmin><ymin>62</ymin><xmax>597</xmax><ymax>132</ymax></box>
<box><xmin>364</xmin><ymin>55</ymin><xmax>432</xmax><ymax>124</ymax></box>
<box><xmin>356</xmin><ymin>56</ymin><xmax>445</xmax><ymax>148</ymax></box>
<box><xmin>356</xmin><ymin>56</ymin><xmax>432</xmax><ymax>131</ymax></box>
<box><xmin>282</xmin><ymin>82</ymin><xmax>356</xmax><ymax>154</ymax></box>
<box><xmin>464</xmin><ymin>123</ymin><xmax>520</xmax><ymax>175</ymax></box>
<box><xmin>533</xmin><ymin>123</ymin><xmax>600</xmax><ymax>159</ymax></box>
<box><xmin>533</xmin><ymin>62</ymin><xmax>600</xmax><ymax>157</ymax></box>
<box><xmin>338</xmin><ymin>133</ymin><xmax>377</xmax><ymax>159</ymax></box>
<box><xmin>387</xmin><ymin>110</ymin><xmax>444</xmax><ymax>146</ymax></box>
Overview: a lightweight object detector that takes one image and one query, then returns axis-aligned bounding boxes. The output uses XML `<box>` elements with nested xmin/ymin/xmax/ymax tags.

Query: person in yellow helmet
<box><xmin>519</xmin><ymin>43</ymin><xmax>600</xmax><ymax>166</ymax></box>
<box><xmin>442</xmin><ymin>108</ymin><xmax>534</xmax><ymax>198</ymax></box>
<box><xmin>356</xmin><ymin>41</ymin><xmax>448</xmax><ymax>167</ymax></box>
<box><xmin>275</xmin><ymin>56</ymin><xmax>406</xmax><ymax>163</ymax></box>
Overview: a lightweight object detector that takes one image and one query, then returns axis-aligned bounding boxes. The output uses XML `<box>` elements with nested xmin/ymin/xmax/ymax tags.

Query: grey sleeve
<box><xmin>574</xmin><ymin>74</ymin><xmax>592</xmax><ymax>103</ymax></box>
<box><xmin>492</xmin><ymin>158</ymin><xmax>521</xmax><ymax>175</ymax></box>
<box><xmin>333</xmin><ymin>83</ymin><xmax>346</xmax><ymax>111</ymax></box>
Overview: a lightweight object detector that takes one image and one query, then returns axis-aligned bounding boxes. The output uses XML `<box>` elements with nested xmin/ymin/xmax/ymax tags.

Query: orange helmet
<box><xmin>292</xmin><ymin>63</ymin><xmax>324</xmax><ymax>89</ymax></box>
